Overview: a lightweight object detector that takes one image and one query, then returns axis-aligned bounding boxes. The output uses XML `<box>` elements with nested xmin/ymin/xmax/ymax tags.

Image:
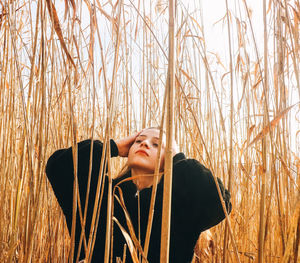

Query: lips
<box><xmin>135</xmin><ymin>150</ymin><xmax>148</xmax><ymax>156</ymax></box>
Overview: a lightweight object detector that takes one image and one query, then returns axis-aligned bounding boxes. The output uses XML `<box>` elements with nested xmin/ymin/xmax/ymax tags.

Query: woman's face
<box><xmin>127</xmin><ymin>128</ymin><xmax>165</xmax><ymax>172</ymax></box>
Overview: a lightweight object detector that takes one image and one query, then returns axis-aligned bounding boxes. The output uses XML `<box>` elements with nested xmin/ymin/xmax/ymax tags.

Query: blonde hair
<box><xmin>115</xmin><ymin>163</ymin><xmax>130</xmax><ymax>179</ymax></box>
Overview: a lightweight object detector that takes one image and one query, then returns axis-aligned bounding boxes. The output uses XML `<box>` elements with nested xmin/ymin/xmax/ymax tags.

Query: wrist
<box><xmin>110</xmin><ymin>139</ymin><xmax>119</xmax><ymax>157</ymax></box>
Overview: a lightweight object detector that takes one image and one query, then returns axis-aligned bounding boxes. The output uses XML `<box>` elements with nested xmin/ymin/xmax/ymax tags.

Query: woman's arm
<box><xmin>45</xmin><ymin>129</ymin><xmax>142</xmax><ymax>220</ymax></box>
<box><xmin>46</xmin><ymin>139</ymin><xmax>121</xmax><ymax>261</ymax></box>
<box><xmin>172</xmin><ymin>154</ymin><xmax>231</xmax><ymax>232</ymax></box>
<box><xmin>45</xmin><ymin>139</ymin><xmax>119</xmax><ymax>223</ymax></box>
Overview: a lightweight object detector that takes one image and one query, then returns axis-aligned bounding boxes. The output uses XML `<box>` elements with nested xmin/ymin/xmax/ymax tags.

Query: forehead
<box><xmin>139</xmin><ymin>128</ymin><xmax>160</xmax><ymax>138</ymax></box>
<box><xmin>138</xmin><ymin>129</ymin><xmax>166</xmax><ymax>145</ymax></box>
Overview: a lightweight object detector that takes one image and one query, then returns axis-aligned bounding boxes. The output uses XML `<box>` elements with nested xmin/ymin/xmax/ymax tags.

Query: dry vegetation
<box><xmin>0</xmin><ymin>0</ymin><xmax>299</xmax><ymax>262</ymax></box>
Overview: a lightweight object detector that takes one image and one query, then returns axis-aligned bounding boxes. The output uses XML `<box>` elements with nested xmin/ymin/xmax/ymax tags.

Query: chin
<box><xmin>128</xmin><ymin>160</ymin><xmax>154</xmax><ymax>173</ymax></box>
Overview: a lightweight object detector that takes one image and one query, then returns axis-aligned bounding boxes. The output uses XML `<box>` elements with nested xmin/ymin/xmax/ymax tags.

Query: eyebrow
<box><xmin>137</xmin><ymin>135</ymin><xmax>159</xmax><ymax>140</ymax></box>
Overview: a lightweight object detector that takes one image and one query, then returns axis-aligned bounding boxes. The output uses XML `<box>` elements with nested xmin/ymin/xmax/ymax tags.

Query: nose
<box><xmin>140</xmin><ymin>140</ymin><xmax>150</xmax><ymax>148</ymax></box>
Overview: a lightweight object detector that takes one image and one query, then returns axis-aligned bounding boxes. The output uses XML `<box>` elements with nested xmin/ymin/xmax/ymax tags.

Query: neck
<box><xmin>131</xmin><ymin>168</ymin><xmax>155</xmax><ymax>190</ymax></box>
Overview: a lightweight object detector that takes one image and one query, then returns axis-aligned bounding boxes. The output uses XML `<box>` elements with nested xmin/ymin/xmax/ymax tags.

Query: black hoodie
<box><xmin>46</xmin><ymin>139</ymin><xmax>231</xmax><ymax>263</ymax></box>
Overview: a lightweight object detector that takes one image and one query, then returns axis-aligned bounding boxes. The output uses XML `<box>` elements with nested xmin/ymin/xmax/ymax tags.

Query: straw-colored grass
<box><xmin>0</xmin><ymin>0</ymin><xmax>299</xmax><ymax>262</ymax></box>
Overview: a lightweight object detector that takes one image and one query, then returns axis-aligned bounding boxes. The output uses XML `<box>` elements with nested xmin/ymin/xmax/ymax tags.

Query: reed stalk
<box><xmin>258</xmin><ymin>1</ymin><xmax>268</xmax><ymax>262</ymax></box>
<box><xmin>160</xmin><ymin>0</ymin><xmax>175</xmax><ymax>262</ymax></box>
<box><xmin>143</xmin><ymin>87</ymin><xmax>167</xmax><ymax>260</ymax></box>
<box><xmin>103</xmin><ymin>2</ymin><xmax>123</xmax><ymax>262</ymax></box>
<box><xmin>223</xmin><ymin>0</ymin><xmax>234</xmax><ymax>261</ymax></box>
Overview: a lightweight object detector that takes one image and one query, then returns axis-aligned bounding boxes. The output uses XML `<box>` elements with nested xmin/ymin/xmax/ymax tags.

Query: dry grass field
<box><xmin>0</xmin><ymin>0</ymin><xmax>299</xmax><ymax>262</ymax></box>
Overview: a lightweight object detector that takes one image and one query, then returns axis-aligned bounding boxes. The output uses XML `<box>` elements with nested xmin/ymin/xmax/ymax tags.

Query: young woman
<box><xmin>46</xmin><ymin>128</ymin><xmax>231</xmax><ymax>262</ymax></box>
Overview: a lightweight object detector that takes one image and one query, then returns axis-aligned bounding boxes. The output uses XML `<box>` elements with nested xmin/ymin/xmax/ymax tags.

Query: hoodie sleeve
<box><xmin>45</xmin><ymin>139</ymin><xmax>119</xmax><ymax>261</ymax></box>
<box><xmin>45</xmin><ymin>139</ymin><xmax>119</xmax><ymax>225</ymax></box>
<box><xmin>172</xmin><ymin>154</ymin><xmax>232</xmax><ymax>232</ymax></box>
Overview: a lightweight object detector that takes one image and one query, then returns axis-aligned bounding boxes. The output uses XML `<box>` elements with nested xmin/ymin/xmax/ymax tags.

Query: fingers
<box><xmin>115</xmin><ymin>130</ymin><xmax>143</xmax><ymax>157</ymax></box>
<box><xmin>126</xmin><ymin>130</ymin><xmax>142</xmax><ymax>145</ymax></box>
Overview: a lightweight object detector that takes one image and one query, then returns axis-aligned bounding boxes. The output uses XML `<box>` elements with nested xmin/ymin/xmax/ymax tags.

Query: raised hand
<box><xmin>115</xmin><ymin>131</ymin><xmax>141</xmax><ymax>157</ymax></box>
